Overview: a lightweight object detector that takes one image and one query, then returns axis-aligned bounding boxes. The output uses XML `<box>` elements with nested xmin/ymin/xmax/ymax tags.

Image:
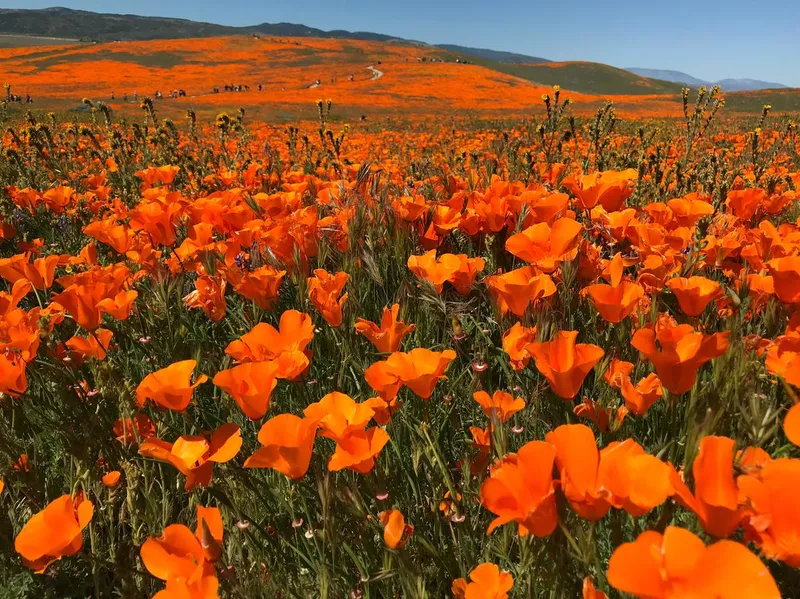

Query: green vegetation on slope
<box><xmin>472</xmin><ymin>60</ymin><xmax>687</xmax><ymax>96</ymax></box>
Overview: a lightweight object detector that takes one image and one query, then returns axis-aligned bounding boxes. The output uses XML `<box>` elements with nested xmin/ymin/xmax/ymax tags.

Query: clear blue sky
<box><xmin>5</xmin><ymin>0</ymin><xmax>799</xmax><ymax>86</ymax></box>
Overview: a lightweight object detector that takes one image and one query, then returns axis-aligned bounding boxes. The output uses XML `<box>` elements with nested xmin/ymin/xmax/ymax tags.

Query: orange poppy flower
<box><xmin>738</xmin><ymin>457</ymin><xmax>800</xmax><ymax>567</ymax></box>
<box><xmin>364</xmin><ymin>395</ymin><xmax>403</xmax><ymax>425</ymax></box>
<box><xmin>744</xmin><ymin>273</ymin><xmax>775</xmax><ymax>310</ymax></box>
<box><xmin>432</xmin><ymin>204</ymin><xmax>462</xmax><ymax>235</ymax></box>
<box><xmin>448</xmin><ymin>254</ymin><xmax>486</xmax><ymax>296</ymax></box>
<box><xmin>379</xmin><ymin>509</ymin><xmax>414</xmax><ymax>550</ymax></box>
<box><xmin>230</xmin><ymin>265</ymin><xmax>286</xmax><ymax>309</ymax></box>
<box><xmin>136</xmin><ymin>164</ymin><xmax>180</xmax><ymax>188</ymax></box>
<box><xmin>303</xmin><ymin>391</ymin><xmax>374</xmax><ymax>439</ymax></box>
<box><xmin>304</xmin><ymin>392</ymin><xmax>390</xmax><ymax>474</ymax></box>
<box><xmin>129</xmin><ymin>195</ymin><xmax>184</xmax><ymax>247</ymax></box>
<box><xmin>451</xmin><ymin>563</ymin><xmax>514</xmax><ymax>599</ymax></box>
<box><xmin>383</xmin><ymin>348</ymin><xmax>456</xmax><ymax>399</ymax></box>
<box><xmin>41</xmin><ymin>186</ymin><xmax>74</xmax><ymax>213</ymax></box>
<box><xmin>666</xmin><ymin>276</ymin><xmax>723</xmax><ymax>317</ymax></box>
<box><xmin>473</xmin><ymin>390</ymin><xmax>525</xmax><ymax>423</ymax></box>
<box><xmin>784</xmin><ymin>403</ymin><xmax>800</xmax><ymax>446</ymax></box>
<box><xmin>562</xmin><ymin>169</ymin><xmax>637</xmax><ymax>211</ymax></box>
<box><xmin>585</xmin><ymin>253</ymin><xmax>644</xmax><ymax>323</ymax></box>
<box><xmin>667</xmin><ymin>193</ymin><xmax>714</xmax><ymax>227</ymax></box>
<box><xmin>96</xmin><ymin>289</ymin><xmax>138</xmax><ymax>321</ymax></box>
<box><xmin>582</xmin><ymin>577</ymin><xmax>608</xmax><ymax>599</ymax></box>
<box><xmin>101</xmin><ymin>471</ymin><xmax>122</xmax><ymax>487</ymax></box>
<box><xmin>516</xmin><ymin>189</ymin><xmax>570</xmax><ymax>225</ymax></box>
<box><xmin>14</xmin><ymin>493</ymin><xmax>94</xmax><ymax>573</ymax></box>
<box><xmin>136</xmin><ymin>360</ymin><xmax>208</xmax><ymax>412</ymax></box>
<box><xmin>407</xmin><ymin>250</ymin><xmax>460</xmax><ymax>293</ymax></box>
<box><xmin>573</xmin><ymin>398</ymin><xmax>627</xmax><ymax>433</ymax></box>
<box><xmin>139</xmin><ymin>423</ymin><xmax>241</xmax><ymax>490</ymax></box>
<box><xmin>183</xmin><ymin>274</ymin><xmax>227</xmax><ymax>322</ymax></box>
<box><xmin>607</xmin><ymin>526</ymin><xmax>779</xmax><ymax>599</ymax></box>
<box><xmin>670</xmin><ymin>436</ymin><xmax>741</xmax><ymax>538</ymax></box>
<box><xmin>140</xmin><ymin>505</ymin><xmax>222</xmax><ymax>599</ymax></box>
<box><xmin>765</xmin><ymin>332</ymin><xmax>800</xmax><ymax>389</ymax></box>
<box><xmin>726</xmin><ymin>187</ymin><xmax>766</xmax><ymax>220</ymax></box>
<box><xmin>53</xmin><ymin>274</ymin><xmax>137</xmax><ymax>331</ymax></box>
<box><xmin>225</xmin><ymin>309</ymin><xmax>313</xmax><ymax>379</ymax></box>
<box><xmin>631</xmin><ymin>315</ymin><xmax>729</xmax><ymax>395</ymax></box>
<box><xmin>83</xmin><ymin>218</ymin><xmax>134</xmax><ymax>255</ymax></box>
<box><xmin>65</xmin><ymin>328</ymin><xmax>113</xmax><ymax>362</ymax></box>
<box><xmin>480</xmin><ymin>440</ymin><xmax>557</xmax><ymax>537</ymax></box>
<box><xmin>355</xmin><ymin>304</ymin><xmax>415</xmax><ymax>353</ymax></box>
<box><xmin>767</xmin><ymin>256</ymin><xmax>800</xmax><ymax>304</ymax></box>
<box><xmin>393</xmin><ymin>194</ymin><xmax>427</xmax><ymax>222</ymax></box>
<box><xmin>244</xmin><ymin>413</ymin><xmax>317</xmax><ymax>479</ymax></box>
<box><xmin>485</xmin><ymin>266</ymin><xmax>556</xmax><ymax>316</ymax></box>
<box><xmin>364</xmin><ymin>360</ymin><xmax>403</xmax><ymax>401</ymax></box>
<box><xmin>307</xmin><ymin>269</ymin><xmax>349</xmax><ymax>327</ymax></box>
<box><xmin>528</xmin><ymin>331</ymin><xmax>604</xmax><ymax>399</ymax></box>
<box><xmin>501</xmin><ymin>322</ymin><xmax>537</xmax><ymax>370</ymax></box>
<box><xmin>546</xmin><ymin>424</ymin><xmax>672</xmax><ymax>520</ymax></box>
<box><xmin>505</xmin><ymin>218</ymin><xmax>582</xmax><ymax>273</ymax></box>
<box><xmin>212</xmin><ymin>361</ymin><xmax>280</xmax><ymax>420</ymax></box>
<box><xmin>603</xmin><ymin>359</ymin><xmax>634</xmax><ymax>390</ymax></box>
<box><xmin>328</xmin><ymin>426</ymin><xmax>389</xmax><ymax>474</ymax></box>
<box><xmin>0</xmin><ymin>254</ymin><xmax>59</xmax><ymax>290</ymax></box>
<box><xmin>113</xmin><ymin>414</ymin><xmax>155</xmax><ymax>445</ymax></box>
<box><xmin>0</xmin><ymin>352</ymin><xmax>29</xmax><ymax>397</ymax></box>
<box><xmin>620</xmin><ymin>373</ymin><xmax>663</xmax><ymax>416</ymax></box>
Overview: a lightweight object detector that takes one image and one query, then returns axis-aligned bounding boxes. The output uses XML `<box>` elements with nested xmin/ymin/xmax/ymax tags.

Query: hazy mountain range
<box><xmin>626</xmin><ymin>68</ymin><xmax>788</xmax><ymax>92</ymax></box>
<box><xmin>0</xmin><ymin>7</ymin><xmax>788</xmax><ymax>90</ymax></box>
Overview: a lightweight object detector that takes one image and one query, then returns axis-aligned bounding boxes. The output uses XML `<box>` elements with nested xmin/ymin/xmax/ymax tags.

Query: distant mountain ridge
<box><xmin>626</xmin><ymin>67</ymin><xmax>788</xmax><ymax>91</ymax></box>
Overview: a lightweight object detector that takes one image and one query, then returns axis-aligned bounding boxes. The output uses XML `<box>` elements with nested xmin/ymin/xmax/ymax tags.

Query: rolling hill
<box><xmin>0</xmin><ymin>7</ymin><xmax>797</xmax><ymax>119</ymax></box>
<box><xmin>1</xmin><ymin>7</ymin><xmax>789</xmax><ymax>99</ymax></box>
<box><xmin>476</xmin><ymin>61</ymin><xmax>686</xmax><ymax>96</ymax></box>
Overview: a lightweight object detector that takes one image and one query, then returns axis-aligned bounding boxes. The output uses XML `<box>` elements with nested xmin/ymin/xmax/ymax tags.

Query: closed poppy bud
<box><xmin>199</xmin><ymin>518</ymin><xmax>222</xmax><ymax>563</ymax></box>
<box><xmin>102</xmin><ymin>471</ymin><xmax>122</xmax><ymax>487</ymax></box>
<box><xmin>379</xmin><ymin>509</ymin><xmax>413</xmax><ymax>549</ymax></box>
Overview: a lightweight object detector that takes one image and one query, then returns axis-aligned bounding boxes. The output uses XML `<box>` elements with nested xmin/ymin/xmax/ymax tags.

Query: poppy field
<box><xmin>1</xmin><ymin>78</ymin><xmax>800</xmax><ymax>599</ymax></box>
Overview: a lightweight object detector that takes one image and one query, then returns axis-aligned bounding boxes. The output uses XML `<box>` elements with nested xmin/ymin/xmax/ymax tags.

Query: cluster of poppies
<box><xmin>3</xmin><ymin>111</ymin><xmax>800</xmax><ymax>598</ymax></box>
